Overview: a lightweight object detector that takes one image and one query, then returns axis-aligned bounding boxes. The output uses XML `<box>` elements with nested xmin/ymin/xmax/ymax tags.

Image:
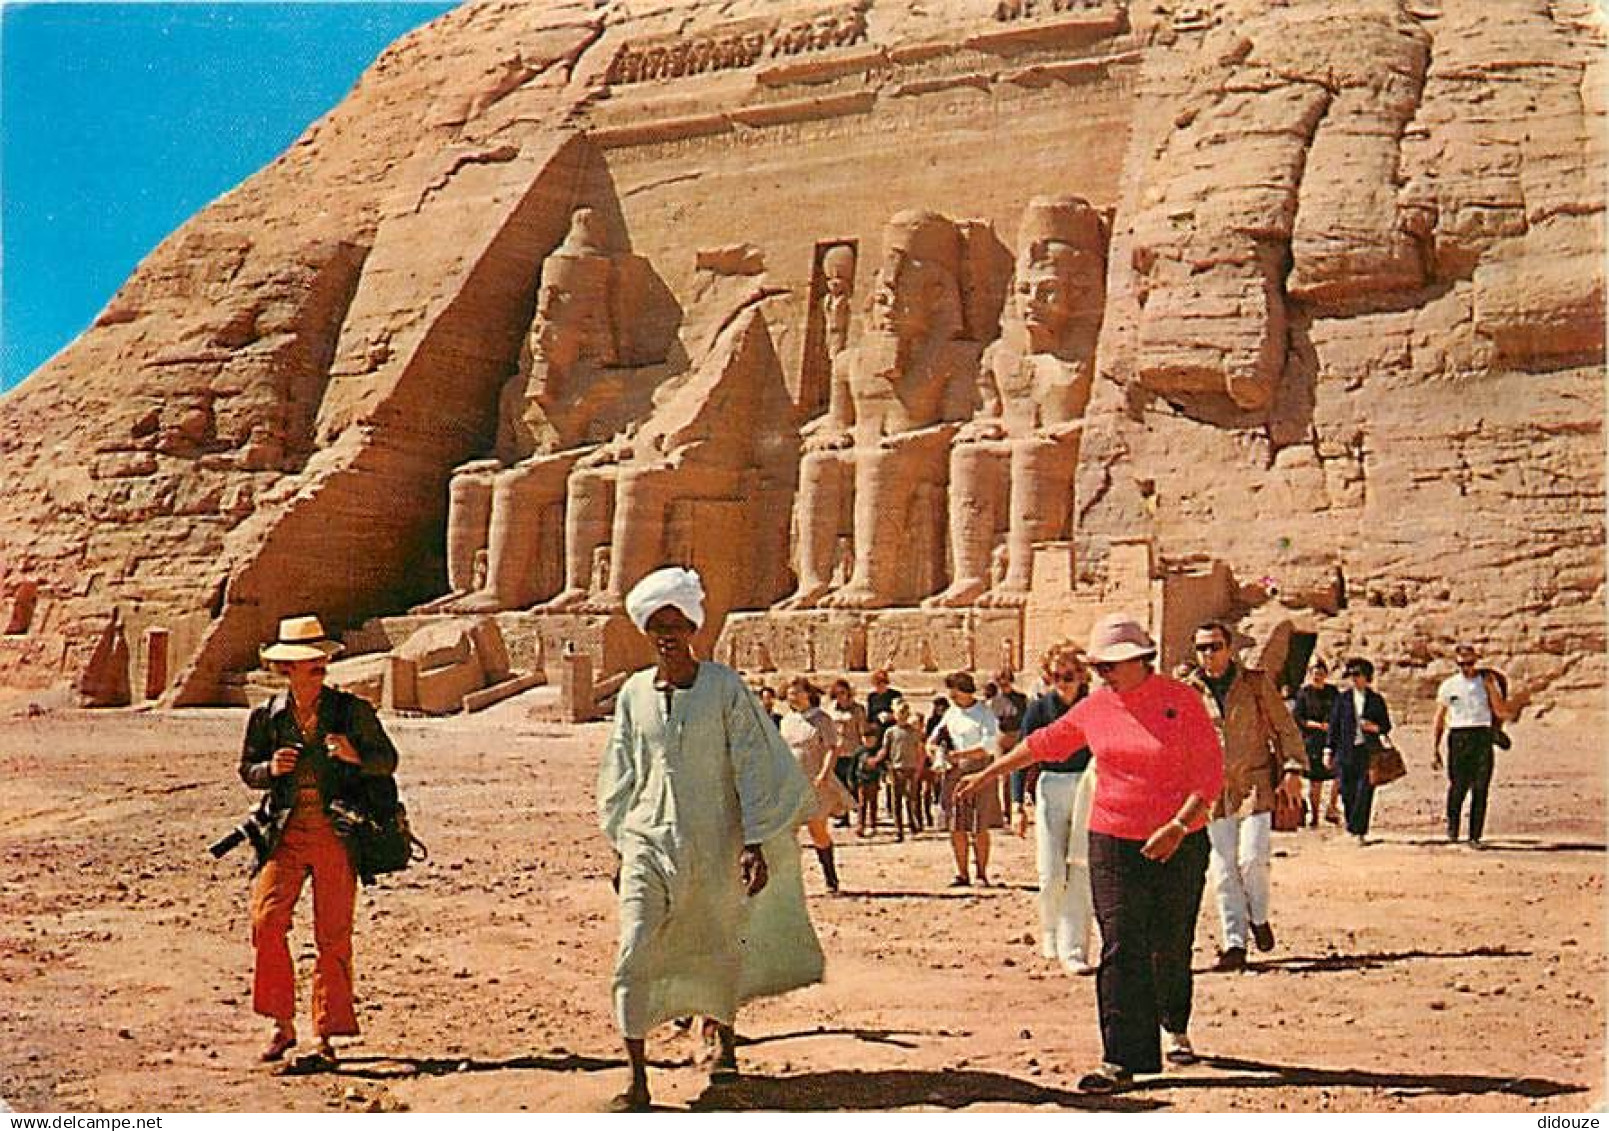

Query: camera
<box><xmin>208</xmin><ymin>796</ymin><xmax>281</xmax><ymax>860</ymax></box>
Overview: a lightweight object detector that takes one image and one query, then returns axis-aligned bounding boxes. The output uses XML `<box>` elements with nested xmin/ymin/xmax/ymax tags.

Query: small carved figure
<box><xmin>821</xmin><ymin>244</ymin><xmax>856</xmax><ymax>360</ymax></box>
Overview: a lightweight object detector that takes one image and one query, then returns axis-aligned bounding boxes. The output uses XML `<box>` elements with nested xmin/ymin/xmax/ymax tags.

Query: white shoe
<box><xmin>1163</xmin><ymin>1030</ymin><xmax>1197</xmax><ymax>1066</ymax></box>
<box><xmin>1062</xmin><ymin>955</ymin><xmax>1097</xmax><ymax>976</ymax></box>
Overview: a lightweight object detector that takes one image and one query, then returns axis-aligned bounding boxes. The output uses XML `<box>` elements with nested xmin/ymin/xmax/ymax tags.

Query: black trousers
<box><xmin>1446</xmin><ymin>726</ymin><xmax>1496</xmax><ymax>841</ymax></box>
<box><xmin>1088</xmin><ymin>829</ymin><xmax>1210</xmax><ymax>1074</ymax></box>
<box><xmin>1337</xmin><ymin>753</ymin><xmax>1375</xmax><ymax>836</ymax></box>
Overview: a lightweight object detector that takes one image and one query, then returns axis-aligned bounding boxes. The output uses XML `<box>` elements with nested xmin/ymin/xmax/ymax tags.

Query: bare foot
<box><xmin>410</xmin><ymin>591</ymin><xmax>466</xmax><ymax>614</ymax></box>
<box><xmin>820</xmin><ymin>585</ymin><xmax>880</xmax><ymax>609</ymax></box>
<box><xmin>541</xmin><ymin>588</ymin><xmax>590</xmax><ymax>612</ymax></box>
<box><xmin>976</xmin><ymin>587</ymin><xmax>1028</xmax><ymax>609</ymax></box>
<box><xmin>778</xmin><ymin>584</ymin><xmax>829</xmax><ymax>611</ymax></box>
<box><xmin>924</xmin><ymin>578</ymin><xmax>988</xmax><ymax>608</ymax></box>
<box><xmin>444</xmin><ymin>591</ymin><xmax>508</xmax><ymax>614</ymax></box>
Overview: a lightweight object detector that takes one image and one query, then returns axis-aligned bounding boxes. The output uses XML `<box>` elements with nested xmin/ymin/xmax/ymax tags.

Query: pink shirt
<box><xmin>1025</xmin><ymin>674</ymin><xmax>1224</xmax><ymax>842</ymax></box>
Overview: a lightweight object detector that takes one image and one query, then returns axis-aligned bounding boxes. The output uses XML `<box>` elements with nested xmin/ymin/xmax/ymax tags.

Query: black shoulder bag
<box><xmin>325</xmin><ymin>696</ymin><xmax>428</xmax><ymax>881</ymax></box>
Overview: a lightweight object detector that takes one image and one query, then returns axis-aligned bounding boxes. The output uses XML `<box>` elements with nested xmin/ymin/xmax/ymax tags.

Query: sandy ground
<box><xmin>1</xmin><ymin>701</ymin><xmax>1604</xmax><ymax>1113</ymax></box>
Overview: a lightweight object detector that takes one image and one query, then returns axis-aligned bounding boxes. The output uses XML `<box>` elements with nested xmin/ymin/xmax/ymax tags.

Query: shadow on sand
<box><xmin>689</xmin><ymin>1068</ymin><xmax>1164</xmax><ymax>1112</ymax></box>
<box><xmin>328</xmin><ymin>1050</ymin><xmax>630</xmax><ymax>1081</ymax></box>
<box><xmin>1170</xmin><ymin>1055</ymin><xmax>1585</xmax><ymax>1101</ymax></box>
<box><xmin>737</xmin><ymin>1025</ymin><xmax>928</xmax><ymax>1051</ymax></box>
<box><xmin>843</xmin><ymin>883</ymin><xmax>1037</xmax><ymax>899</ymax></box>
<box><xmin>323</xmin><ymin>1026</ymin><xmax>935</xmax><ymax>1081</ymax></box>
<box><xmin>1209</xmin><ymin>944</ymin><xmax>1532</xmax><ymax>976</ymax></box>
<box><xmin>1391</xmin><ymin>837</ymin><xmax>1605</xmax><ymax>854</ymax></box>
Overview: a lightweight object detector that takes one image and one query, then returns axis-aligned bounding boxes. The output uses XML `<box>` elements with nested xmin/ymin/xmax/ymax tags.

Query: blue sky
<box><xmin>0</xmin><ymin>1</ymin><xmax>457</xmax><ymax>391</ymax></box>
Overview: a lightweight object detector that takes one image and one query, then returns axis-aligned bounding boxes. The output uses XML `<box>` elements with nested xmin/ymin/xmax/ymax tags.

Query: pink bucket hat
<box><xmin>1086</xmin><ymin>613</ymin><xmax>1157</xmax><ymax>664</ymax></box>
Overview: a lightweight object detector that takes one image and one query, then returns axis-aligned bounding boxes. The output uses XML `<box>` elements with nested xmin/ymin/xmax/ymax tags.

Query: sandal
<box><xmin>1077</xmin><ymin>1063</ymin><xmax>1133</xmax><ymax>1094</ymax></box>
<box><xmin>948</xmin><ymin>875</ymin><xmax>971</xmax><ymax>887</ymax></box>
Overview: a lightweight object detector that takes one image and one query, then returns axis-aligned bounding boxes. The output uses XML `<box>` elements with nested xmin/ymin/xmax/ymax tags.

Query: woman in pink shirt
<box><xmin>959</xmin><ymin>613</ymin><xmax>1223</xmax><ymax>1093</ymax></box>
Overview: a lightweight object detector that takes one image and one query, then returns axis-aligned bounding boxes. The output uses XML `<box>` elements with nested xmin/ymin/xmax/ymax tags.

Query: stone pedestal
<box><xmin>717</xmin><ymin>606</ymin><xmax>1023</xmax><ymax>676</ymax></box>
<box><xmin>559</xmin><ymin>646</ymin><xmax>596</xmax><ymax>723</ymax></box>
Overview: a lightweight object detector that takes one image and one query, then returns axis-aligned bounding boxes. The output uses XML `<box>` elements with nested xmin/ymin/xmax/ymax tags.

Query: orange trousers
<box><xmin>250</xmin><ymin>808</ymin><xmax>359</xmax><ymax>1037</ymax></box>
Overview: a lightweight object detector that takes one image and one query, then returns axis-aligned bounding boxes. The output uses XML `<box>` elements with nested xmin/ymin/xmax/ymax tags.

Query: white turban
<box><xmin>625</xmin><ymin>566</ymin><xmax>706</xmax><ymax>633</ymax></box>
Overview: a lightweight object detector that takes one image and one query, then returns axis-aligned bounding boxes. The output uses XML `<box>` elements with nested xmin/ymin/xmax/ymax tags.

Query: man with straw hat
<box><xmin>598</xmin><ymin>566</ymin><xmax>824</xmax><ymax>1110</ymax></box>
<box><xmin>238</xmin><ymin>615</ymin><xmax>399</xmax><ymax>1068</ymax></box>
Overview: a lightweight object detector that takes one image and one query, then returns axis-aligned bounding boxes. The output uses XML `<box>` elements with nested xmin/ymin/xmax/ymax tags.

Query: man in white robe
<box><xmin>598</xmin><ymin>566</ymin><xmax>823</xmax><ymax>1110</ymax></box>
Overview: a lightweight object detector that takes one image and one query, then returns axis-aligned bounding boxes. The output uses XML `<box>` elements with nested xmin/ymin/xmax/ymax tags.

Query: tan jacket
<box><xmin>1188</xmin><ymin>665</ymin><xmax>1307</xmax><ymax>820</ymax></box>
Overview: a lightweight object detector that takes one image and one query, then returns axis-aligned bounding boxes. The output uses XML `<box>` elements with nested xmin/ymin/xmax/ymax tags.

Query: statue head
<box><xmin>866</xmin><ymin>211</ymin><xmax>963</xmax><ymax>344</ymax></box>
<box><xmin>1011</xmin><ymin>197</ymin><xmax>1106</xmax><ymax>354</ymax></box>
<box><xmin>822</xmin><ymin>244</ymin><xmax>856</xmax><ymax>299</ymax></box>
<box><xmin>559</xmin><ymin>206</ymin><xmax>609</xmax><ymax>256</ymax></box>
<box><xmin>526</xmin><ymin>218</ymin><xmax>617</xmax><ymax>397</ymax></box>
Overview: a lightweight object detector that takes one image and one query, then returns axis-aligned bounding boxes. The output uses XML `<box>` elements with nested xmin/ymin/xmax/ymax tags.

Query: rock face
<box><xmin>0</xmin><ymin>0</ymin><xmax>1602</xmax><ymax>710</ymax></box>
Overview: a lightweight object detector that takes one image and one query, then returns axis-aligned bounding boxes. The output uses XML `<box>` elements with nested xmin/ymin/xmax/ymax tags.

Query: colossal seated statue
<box><xmin>425</xmin><ymin>208</ymin><xmax>659</xmax><ymax>613</ymax></box>
<box><xmin>542</xmin><ymin>294</ymin><xmax>795</xmax><ymax>615</ymax></box>
<box><xmin>928</xmin><ymin>196</ymin><xmax>1108</xmax><ymax>608</ymax></box>
<box><xmin>785</xmin><ymin>210</ymin><xmax>983</xmax><ymax>611</ymax></box>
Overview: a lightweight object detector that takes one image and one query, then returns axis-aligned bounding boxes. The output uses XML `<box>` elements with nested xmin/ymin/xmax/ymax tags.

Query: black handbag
<box><xmin>329</xmin><ymin>776</ymin><xmax>427</xmax><ymax>879</ymax></box>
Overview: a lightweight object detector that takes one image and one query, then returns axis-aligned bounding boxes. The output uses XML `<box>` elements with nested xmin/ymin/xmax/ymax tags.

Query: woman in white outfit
<box><xmin>1017</xmin><ymin>641</ymin><xmax>1098</xmax><ymax>974</ymax></box>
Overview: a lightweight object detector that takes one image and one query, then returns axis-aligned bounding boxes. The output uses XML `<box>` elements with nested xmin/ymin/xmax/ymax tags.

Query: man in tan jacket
<box><xmin>1187</xmin><ymin>622</ymin><xmax>1307</xmax><ymax>977</ymax></box>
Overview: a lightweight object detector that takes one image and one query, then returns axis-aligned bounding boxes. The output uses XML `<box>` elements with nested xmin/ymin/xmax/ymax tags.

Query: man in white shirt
<box><xmin>1431</xmin><ymin>642</ymin><xmax>1519</xmax><ymax>847</ymax></box>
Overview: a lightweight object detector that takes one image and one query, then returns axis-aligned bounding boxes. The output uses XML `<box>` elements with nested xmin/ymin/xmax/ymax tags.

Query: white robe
<box><xmin>598</xmin><ymin>661</ymin><xmax>824</xmax><ymax>1039</ymax></box>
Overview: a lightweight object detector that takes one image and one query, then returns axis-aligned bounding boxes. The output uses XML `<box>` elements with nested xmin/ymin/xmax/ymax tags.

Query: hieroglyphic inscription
<box><xmin>602</xmin><ymin>72</ymin><xmax>1137</xmax><ymax>167</ymax></box>
<box><xmin>604</xmin><ymin>5</ymin><xmax>869</xmax><ymax>87</ymax></box>
<box><xmin>994</xmin><ymin>0</ymin><xmax>1111</xmax><ymax>20</ymax></box>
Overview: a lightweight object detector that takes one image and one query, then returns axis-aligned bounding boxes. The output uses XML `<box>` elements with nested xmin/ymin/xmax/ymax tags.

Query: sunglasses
<box><xmin>1093</xmin><ymin>661</ymin><xmax>1120</xmax><ymax>675</ymax></box>
<box><xmin>1194</xmin><ymin>641</ymin><xmax>1225</xmax><ymax>654</ymax></box>
<box><xmin>1052</xmin><ymin>669</ymin><xmax>1083</xmax><ymax>683</ymax></box>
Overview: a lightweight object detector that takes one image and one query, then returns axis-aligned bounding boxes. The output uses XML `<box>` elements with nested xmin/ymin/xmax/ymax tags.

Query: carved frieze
<box><xmin>603</xmin><ymin>5</ymin><xmax>869</xmax><ymax>87</ymax></box>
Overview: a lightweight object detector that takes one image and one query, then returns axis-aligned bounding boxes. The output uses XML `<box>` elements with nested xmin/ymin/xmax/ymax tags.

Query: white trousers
<box><xmin>1207</xmin><ymin>809</ymin><xmax>1273</xmax><ymax>951</ymax></box>
<box><xmin>1034</xmin><ymin>767</ymin><xmax>1096</xmax><ymax>969</ymax></box>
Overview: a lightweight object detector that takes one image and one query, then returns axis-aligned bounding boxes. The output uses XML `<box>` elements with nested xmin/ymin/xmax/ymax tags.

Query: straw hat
<box><xmin>1086</xmin><ymin>613</ymin><xmax>1157</xmax><ymax>664</ymax></box>
<box><xmin>260</xmin><ymin>615</ymin><xmax>344</xmax><ymax>663</ymax></box>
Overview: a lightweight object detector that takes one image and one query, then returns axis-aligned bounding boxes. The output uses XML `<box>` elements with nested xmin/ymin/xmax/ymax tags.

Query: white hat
<box><xmin>624</xmin><ymin>567</ymin><xmax>706</xmax><ymax>633</ymax></box>
<box><xmin>1086</xmin><ymin>613</ymin><xmax>1157</xmax><ymax>664</ymax></box>
<box><xmin>260</xmin><ymin>615</ymin><xmax>344</xmax><ymax>663</ymax></box>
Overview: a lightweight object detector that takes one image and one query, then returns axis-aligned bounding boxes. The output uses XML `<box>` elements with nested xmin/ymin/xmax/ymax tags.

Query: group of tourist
<box><xmin>230</xmin><ymin>568</ymin><xmax>1527</xmax><ymax>1108</ymax></box>
<box><xmin>749</xmin><ymin>663</ymin><xmax>1073</xmax><ymax>897</ymax></box>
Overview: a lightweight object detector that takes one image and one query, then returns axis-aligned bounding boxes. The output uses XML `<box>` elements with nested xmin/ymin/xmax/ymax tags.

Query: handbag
<box><xmin>329</xmin><ymin>776</ymin><xmax>428</xmax><ymax>880</ymax></box>
<box><xmin>1272</xmin><ymin>788</ymin><xmax>1307</xmax><ymax>832</ymax></box>
<box><xmin>1367</xmin><ymin>736</ymin><xmax>1407</xmax><ymax>788</ymax></box>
